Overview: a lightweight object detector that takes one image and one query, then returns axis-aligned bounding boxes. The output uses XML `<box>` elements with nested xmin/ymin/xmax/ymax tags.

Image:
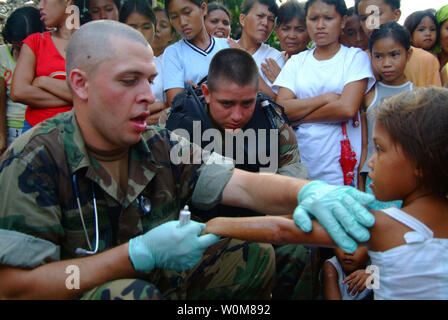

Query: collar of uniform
<box><xmin>63</xmin><ymin>110</ymin><xmax>161</xmax><ymax>207</ymax></box>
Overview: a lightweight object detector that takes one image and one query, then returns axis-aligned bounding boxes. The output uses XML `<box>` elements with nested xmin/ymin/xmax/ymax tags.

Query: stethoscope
<box><xmin>72</xmin><ymin>174</ymin><xmax>152</xmax><ymax>255</ymax></box>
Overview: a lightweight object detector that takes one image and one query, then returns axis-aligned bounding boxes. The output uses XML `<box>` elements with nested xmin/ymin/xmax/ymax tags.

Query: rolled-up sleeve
<box><xmin>192</xmin><ymin>152</ymin><xmax>235</xmax><ymax>210</ymax></box>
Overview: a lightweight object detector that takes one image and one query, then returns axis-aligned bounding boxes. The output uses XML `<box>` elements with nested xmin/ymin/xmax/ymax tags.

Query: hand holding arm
<box><xmin>128</xmin><ymin>220</ymin><xmax>220</xmax><ymax>272</ymax></box>
<box><xmin>293</xmin><ymin>180</ymin><xmax>375</xmax><ymax>253</ymax></box>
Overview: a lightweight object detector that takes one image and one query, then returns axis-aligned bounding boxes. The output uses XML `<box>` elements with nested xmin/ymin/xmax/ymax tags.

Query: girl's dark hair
<box><xmin>165</xmin><ymin>0</ymin><xmax>204</xmax><ymax>15</ymax></box>
<box><xmin>404</xmin><ymin>9</ymin><xmax>438</xmax><ymax>48</ymax></box>
<box><xmin>375</xmin><ymin>87</ymin><xmax>448</xmax><ymax>197</ymax></box>
<box><xmin>369</xmin><ymin>21</ymin><xmax>411</xmax><ymax>52</ymax></box>
<box><xmin>354</xmin><ymin>0</ymin><xmax>400</xmax><ymax>14</ymax></box>
<box><xmin>2</xmin><ymin>6</ymin><xmax>46</xmax><ymax>44</ymax></box>
<box><xmin>74</xmin><ymin>0</ymin><xmax>93</xmax><ymax>25</ymax></box>
<box><xmin>207</xmin><ymin>2</ymin><xmax>231</xmax><ymax>19</ymax></box>
<box><xmin>119</xmin><ymin>0</ymin><xmax>156</xmax><ymax>25</ymax></box>
<box><xmin>278</xmin><ymin>0</ymin><xmax>306</xmax><ymax>26</ymax></box>
<box><xmin>305</xmin><ymin>0</ymin><xmax>347</xmax><ymax>18</ymax></box>
<box><xmin>241</xmin><ymin>0</ymin><xmax>279</xmax><ymax>16</ymax></box>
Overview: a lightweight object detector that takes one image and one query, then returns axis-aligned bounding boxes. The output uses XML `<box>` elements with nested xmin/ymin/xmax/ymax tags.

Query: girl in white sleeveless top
<box><xmin>204</xmin><ymin>87</ymin><xmax>448</xmax><ymax>300</ymax></box>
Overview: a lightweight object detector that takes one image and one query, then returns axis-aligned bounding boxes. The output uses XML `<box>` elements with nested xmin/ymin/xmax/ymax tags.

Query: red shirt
<box><xmin>23</xmin><ymin>31</ymin><xmax>72</xmax><ymax>126</ymax></box>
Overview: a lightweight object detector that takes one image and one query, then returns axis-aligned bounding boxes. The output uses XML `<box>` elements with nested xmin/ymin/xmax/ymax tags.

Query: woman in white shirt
<box><xmin>274</xmin><ymin>0</ymin><xmax>375</xmax><ymax>187</ymax></box>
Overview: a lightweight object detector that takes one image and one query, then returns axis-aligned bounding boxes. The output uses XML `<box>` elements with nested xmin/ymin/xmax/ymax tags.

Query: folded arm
<box><xmin>11</xmin><ymin>45</ymin><xmax>70</xmax><ymax>108</ymax></box>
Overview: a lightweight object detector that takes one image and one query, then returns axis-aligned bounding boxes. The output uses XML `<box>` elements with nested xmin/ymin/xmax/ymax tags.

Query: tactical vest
<box><xmin>166</xmin><ymin>85</ymin><xmax>290</xmax><ymax>219</ymax></box>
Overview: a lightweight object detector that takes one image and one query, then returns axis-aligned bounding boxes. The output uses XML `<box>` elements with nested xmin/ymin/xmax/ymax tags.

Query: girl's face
<box><xmin>341</xmin><ymin>14</ymin><xmax>369</xmax><ymax>51</ymax></box>
<box><xmin>371</xmin><ymin>36</ymin><xmax>410</xmax><ymax>86</ymax></box>
<box><xmin>368</xmin><ymin>121</ymin><xmax>418</xmax><ymax>203</ymax></box>
<box><xmin>125</xmin><ymin>12</ymin><xmax>155</xmax><ymax>44</ymax></box>
<box><xmin>152</xmin><ymin>10</ymin><xmax>175</xmax><ymax>55</ymax></box>
<box><xmin>440</xmin><ymin>19</ymin><xmax>448</xmax><ymax>55</ymax></box>
<box><xmin>89</xmin><ymin>0</ymin><xmax>119</xmax><ymax>21</ymax></box>
<box><xmin>411</xmin><ymin>16</ymin><xmax>437</xmax><ymax>51</ymax></box>
<box><xmin>334</xmin><ymin>247</ymin><xmax>369</xmax><ymax>274</ymax></box>
<box><xmin>306</xmin><ymin>1</ymin><xmax>345</xmax><ymax>48</ymax></box>
<box><xmin>168</xmin><ymin>0</ymin><xmax>207</xmax><ymax>41</ymax></box>
<box><xmin>276</xmin><ymin>17</ymin><xmax>310</xmax><ymax>56</ymax></box>
<box><xmin>205</xmin><ymin>9</ymin><xmax>231</xmax><ymax>38</ymax></box>
<box><xmin>38</xmin><ymin>0</ymin><xmax>69</xmax><ymax>28</ymax></box>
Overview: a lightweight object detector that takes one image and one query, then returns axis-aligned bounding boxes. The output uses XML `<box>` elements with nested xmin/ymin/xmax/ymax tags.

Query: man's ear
<box><xmin>201</xmin><ymin>83</ymin><xmax>211</xmax><ymax>104</ymax></box>
<box><xmin>69</xmin><ymin>68</ymin><xmax>89</xmax><ymax>100</ymax></box>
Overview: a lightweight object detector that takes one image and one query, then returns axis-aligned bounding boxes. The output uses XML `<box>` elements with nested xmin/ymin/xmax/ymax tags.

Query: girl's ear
<box><xmin>341</xmin><ymin>15</ymin><xmax>348</xmax><ymax>31</ymax></box>
<box><xmin>201</xmin><ymin>1</ymin><xmax>207</xmax><ymax>17</ymax></box>
<box><xmin>407</xmin><ymin>47</ymin><xmax>413</xmax><ymax>62</ymax></box>
<box><xmin>392</xmin><ymin>9</ymin><xmax>402</xmax><ymax>22</ymax></box>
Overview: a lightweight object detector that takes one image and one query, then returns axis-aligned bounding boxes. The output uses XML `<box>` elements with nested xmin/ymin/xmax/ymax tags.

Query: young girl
<box><xmin>204</xmin><ymin>2</ymin><xmax>232</xmax><ymax>39</ymax></box>
<box><xmin>120</xmin><ymin>0</ymin><xmax>167</xmax><ymax>125</ymax></box>
<box><xmin>403</xmin><ymin>9</ymin><xmax>437</xmax><ymax>52</ymax></box>
<box><xmin>11</xmin><ymin>0</ymin><xmax>89</xmax><ymax>132</ymax></box>
<box><xmin>359</xmin><ymin>22</ymin><xmax>413</xmax><ymax>210</ymax></box>
<box><xmin>321</xmin><ymin>247</ymin><xmax>373</xmax><ymax>300</ymax></box>
<box><xmin>163</xmin><ymin>0</ymin><xmax>230</xmax><ymax>106</ymax></box>
<box><xmin>205</xmin><ymin>86</ymin><xmax>448</xmax><ymax>299</ymax></box>
<box><xmin>274</xmin><ymin>0</ymin><xmax>375</xmax><ymax>187</ymax></box>
<box><xmin>0</xmin><ymin>6</ymin><xmax>45</xmax><ymax>152</ymax></box>
<box><xmin>89</xmin><ymin>0</ymin><xmax>120</xmax><ymax>21</ymax></box>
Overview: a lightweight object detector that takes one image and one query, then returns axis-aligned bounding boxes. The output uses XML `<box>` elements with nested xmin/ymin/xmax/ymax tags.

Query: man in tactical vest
<box><xmin>162</xmin><ymin>48</ymin><xmax>321</xmax><ymax>299</ymax></box>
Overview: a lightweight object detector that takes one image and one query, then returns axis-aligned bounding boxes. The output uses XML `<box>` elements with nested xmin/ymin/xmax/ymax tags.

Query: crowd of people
<box><xmin>0</xmin><ymin>0</ymin><xmax>447</xmax><ymax>301</ymax></box>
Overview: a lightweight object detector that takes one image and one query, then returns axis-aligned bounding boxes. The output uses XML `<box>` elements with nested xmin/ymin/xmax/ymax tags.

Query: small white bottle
<box><xmin>179</xmin><ymin>205</ymin><xmax>191</xmax><ymax>227</ymax></box>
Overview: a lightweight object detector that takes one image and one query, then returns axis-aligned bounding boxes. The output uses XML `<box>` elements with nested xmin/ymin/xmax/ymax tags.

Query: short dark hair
<box><xmin>305</xmin><ymin>0</ymin><xmax>347</xmax><ymax>18</ymax></box>
<box><xmin>207</xmin><ymin>48</ymin><xmax>259</xmax><ymax>92</ymax></box>
<box><xmin>241</xmin><ymin>0</ymin><xmax>279</xmax><ymax>17</ymax></box>
<box><xmin>1</xmin><ymin>6</ymin><xmax>45</xmax><ymax>44</ymax></box>
<box><xmin>404</xmin><ymin>9</ymin><xmax>438</xmax><ymax>48</ymax></box>
<box><xmin>355</xmin><ymin>0</ymin><xmax>401</xmax><ymax>14</ymax></box>
<box><xmin>374</xmin><ymin>87</ymin><xmax>448</xmax><ymax>197</ymax></box>
<box><xmin>207</xmin><ymin>2</ymin><xmax>231</xmax><ymax>20</ymax></box>
<box><xmin>119</xmin><ymin>0</ymin><xmax>156</xmax><ymax>25</ymax></box>
<box><xmin>165</xmin><ymin>0</ymin><xmax>204</xmax><ymax>15</ymax></box>
<box><xmin>369</xmin><ymin>21</ymin><xmax>411</xmax><ymax>52</ymax></box>
<box><xmin>277</xmin><ymin>0</ymin><xmax>306</xmax><ymax>26</ymax></box>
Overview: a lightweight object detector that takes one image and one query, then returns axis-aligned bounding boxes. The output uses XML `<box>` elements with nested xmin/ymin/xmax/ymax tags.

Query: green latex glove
<box><xmin>293</xmin><ymin>181</ymin><xmax>375</xmax><ymax>253</ymax></box>
<box><xmin>128</xmin><ymin>220</ymin><xmax>220</xmax><ymax>272</ymax></box>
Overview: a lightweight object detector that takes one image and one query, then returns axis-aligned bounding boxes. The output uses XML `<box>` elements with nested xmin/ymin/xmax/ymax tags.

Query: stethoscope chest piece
<box><xmin>139</xmin><ymin>195</ymin><xmax>152</xmax><ymax>215</ymax></box>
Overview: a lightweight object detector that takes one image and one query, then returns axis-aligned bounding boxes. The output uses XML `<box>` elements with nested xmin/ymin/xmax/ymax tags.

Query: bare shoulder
<box><xmin>367</xmin><ymin>210</ymin><xmax>412</xmax><ymax>252</ymax></box>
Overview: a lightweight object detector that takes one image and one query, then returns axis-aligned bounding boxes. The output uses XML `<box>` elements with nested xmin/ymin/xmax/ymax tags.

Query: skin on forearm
<box><xmin>11</xmin><ymin>45</ymin><xmax>70</xmax><ymax>108</ymax></box>
<box><xmin>0</xmin><ymin>243</ymin><xmax>136</xmax><ymax>300</ymax></box>
<box><xmin>221</xmin><ymin>169</ymin><xmax>309</xmax><ymax>215</ymax></box>
<box><xmin>204</xmin><ymin>215</ymin><xmax>336</xmax><ymax>247</ymax></box>
<box><xmin>276</xmin><ymin>87</ymin><xmax>338</xmax><ymax>121</ymax></box>
<box><xmin>166</xmin><ymin>88</ymin><xmax>184</xmax><ymax>107</ymax></box>
<box><xmin>32</xmin><ymin>76</ymin><xmax>73</xmax><ymax>103</ymax></box>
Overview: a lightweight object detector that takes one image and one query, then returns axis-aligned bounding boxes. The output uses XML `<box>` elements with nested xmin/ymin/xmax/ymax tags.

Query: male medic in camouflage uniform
<box><xmin>0</xmin><ymin>21</ymin><xmax>376</xmax><ymax>300</ymax></box>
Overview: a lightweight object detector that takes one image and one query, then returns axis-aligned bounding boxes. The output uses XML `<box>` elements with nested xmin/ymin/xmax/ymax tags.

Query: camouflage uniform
<box><xmin>0</xmin><ymin>110</ymin><xmax>274</xmax><ymax>300</ymax></box>
<box><xmin>162</xmin><ymin>100</ymin><xmax>321</xmax><ymax>300</ymax></box>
